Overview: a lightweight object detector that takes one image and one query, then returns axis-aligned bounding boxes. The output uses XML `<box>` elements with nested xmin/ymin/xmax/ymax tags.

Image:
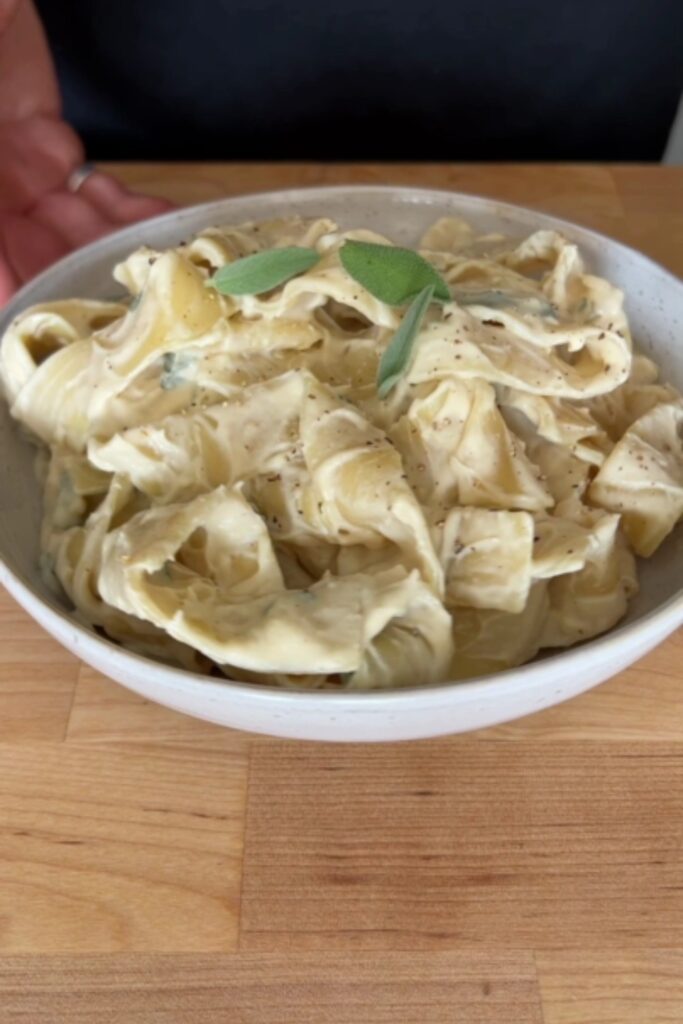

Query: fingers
<box><xmin>79</xmin><ymin>171</ymin><xmax>174</xmax><ymax>223</ymax></box>
<box><xmin>0</xmin><ymin>116</ymin><xmax>84</xmax><ymax>214</ymax></box>
<box><xmin>0</xmin><ymin>212</ymin><xmax>69</xmax><ymax>284</ymax></box>
<box><xmin>30</xmin><ymin>190</ymin><xmax>113</xmax><ymax>248</ymax></box>
<box><xmin>0</xmin><ymin>192</ymin><xmax>106</xmax><ymax>301</ymax></box>
<box><xmin>0</xmin><ymin>166</ymin><xmax>174</xmax><ymax>304</ymax></box>
<box><xmin>24</xmin><ymin>179</ymin><xmax>173</xmax><ymax>270</ymax></box>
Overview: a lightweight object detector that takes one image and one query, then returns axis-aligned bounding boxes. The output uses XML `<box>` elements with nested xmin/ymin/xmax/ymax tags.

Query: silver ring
<box><xmin>66</xmin><ymin>163</ymin><xmax>95</xmax><ymax>194</ymax></box>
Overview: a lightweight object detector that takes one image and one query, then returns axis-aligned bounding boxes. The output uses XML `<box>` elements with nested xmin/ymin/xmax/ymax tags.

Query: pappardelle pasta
<box><xmin>1</xmin><ymin>215</ymin><xmax>681</xmax><ymax>689</ymax></box>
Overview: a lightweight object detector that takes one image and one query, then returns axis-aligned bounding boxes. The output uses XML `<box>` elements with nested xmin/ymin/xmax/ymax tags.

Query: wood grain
<box><xmin>0</xmin><ymin>586</ymin><xmax>78</xmax><ymax>742</ymax></box>
<box><xmin>0</xmin><ymin>743</ymin><xmax>247</xmax><ymax>952</ymax></box>
<box><xmin>0</xmin><ymin>951</ymin><xmax>543</xmax><ymax>1023</ymax></box>
<box><xmin>1</xmin><ymin>164</ymin><xmax>682</xmax><ymax>1021</ymax></box>
<box><xmin>241</xmin><ymin>740</ymin><xmax>683</xmax><ymax>951</ymax></box>
<box><xmin>104</xmin><ymin>160</ymin><xmax>624</xmax><ymax>226</ymax></box>
<box><xmin>538</xmin><ymin>951</ymin><xmax>683</xmax><ymax>1023</ymax></box>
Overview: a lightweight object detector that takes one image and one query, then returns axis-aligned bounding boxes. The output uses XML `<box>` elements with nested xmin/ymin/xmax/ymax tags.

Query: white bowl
<box><xmin>1</xmin><ymin>186</ymin><xmax>682</xmax><ymax>742</ymax></box>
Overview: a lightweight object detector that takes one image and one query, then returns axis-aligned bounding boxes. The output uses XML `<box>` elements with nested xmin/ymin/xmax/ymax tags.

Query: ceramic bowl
<box><xmin>1</xmin><ymin>186</ymin><xmax>682</xmax><ymax>741</ymax></box>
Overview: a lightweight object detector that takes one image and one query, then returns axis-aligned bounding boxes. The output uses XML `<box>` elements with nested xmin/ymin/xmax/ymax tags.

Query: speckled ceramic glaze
<box><xmin>1</xmin><ymin>186</ymin><xmax>682</xmax><ymax>741</ymax></box>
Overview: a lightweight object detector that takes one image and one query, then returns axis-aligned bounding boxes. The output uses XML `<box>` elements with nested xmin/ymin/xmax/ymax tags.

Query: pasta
<box><xmin>1</xmin><ymin>214</ymin><xmax>681</xmax><ymax>689</ymax></box>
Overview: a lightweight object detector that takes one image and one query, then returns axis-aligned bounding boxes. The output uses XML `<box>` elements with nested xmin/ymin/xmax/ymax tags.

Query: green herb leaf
<box><xmin>376</xmin><ymin>284</ymin><xmax>434</xmax><ymax>398</ymax></box>
<box><xmin>340</xmin><ymin>240</ymin><xmax>450</xmax><ymax>305</ymax></box>
<box><xmin>210</xmin><ymin>246</ymin><xmax>320</xmax><ymax>296</ymax></box>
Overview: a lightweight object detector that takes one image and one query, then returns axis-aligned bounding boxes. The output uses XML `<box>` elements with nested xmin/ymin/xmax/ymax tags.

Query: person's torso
<box><xmin>36</xmin><ymin>0</ymin><xmax>683</xmax><ymax>160</ymax></box>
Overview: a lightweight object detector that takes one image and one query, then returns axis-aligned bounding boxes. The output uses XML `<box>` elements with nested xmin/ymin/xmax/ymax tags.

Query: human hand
<box><xmin>0</xmin><ymin>115</ymin><xmax>173</xmax><ymax>306</ymax></box>
<box><xmin>0</xmin><ymin>0</ymin><xmax>173</xmax><ymax>306</ymax></box>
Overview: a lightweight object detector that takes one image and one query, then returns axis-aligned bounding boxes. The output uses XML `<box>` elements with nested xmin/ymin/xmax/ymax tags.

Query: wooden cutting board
<box><xmin>1</xmin><ymin>163</ymin><xmax>682</xmax><ymax>1024</ymax></box>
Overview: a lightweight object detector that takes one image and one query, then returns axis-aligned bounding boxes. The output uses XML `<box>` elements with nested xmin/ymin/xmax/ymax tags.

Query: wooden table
<box><xmin>1</xmin><ymin>164</ymin><xmax>682</xmax><ymax>1023</ymax></box>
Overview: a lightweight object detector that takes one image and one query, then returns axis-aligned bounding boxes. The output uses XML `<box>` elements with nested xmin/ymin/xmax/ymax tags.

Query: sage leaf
<box><xmin>210</xmin><ymin>246</ymin><xmax>320</xmax><ymax>295</ymax></box>
<box><xmin>340</xmin><ymin>240</ymin><xmax>450</xmax><ymax>305</ymax></box>
<box><xmin>377</xmin><ymin>284</ymin><xmax>434</xmax><ymax>398</ymax></box>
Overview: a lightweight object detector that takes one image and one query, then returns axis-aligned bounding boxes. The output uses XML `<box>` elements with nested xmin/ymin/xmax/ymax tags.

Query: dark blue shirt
<box><xmin>36</xmin><ymin>0</ymin><xmax>683</xmax><ymax>161</ymax></box>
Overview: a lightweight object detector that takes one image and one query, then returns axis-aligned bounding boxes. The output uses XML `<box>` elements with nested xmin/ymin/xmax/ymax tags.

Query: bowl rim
<box><xmin>1</xmin><ymin>182</ymin><xmax>682</xmax><ymax>707</ymax></box>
